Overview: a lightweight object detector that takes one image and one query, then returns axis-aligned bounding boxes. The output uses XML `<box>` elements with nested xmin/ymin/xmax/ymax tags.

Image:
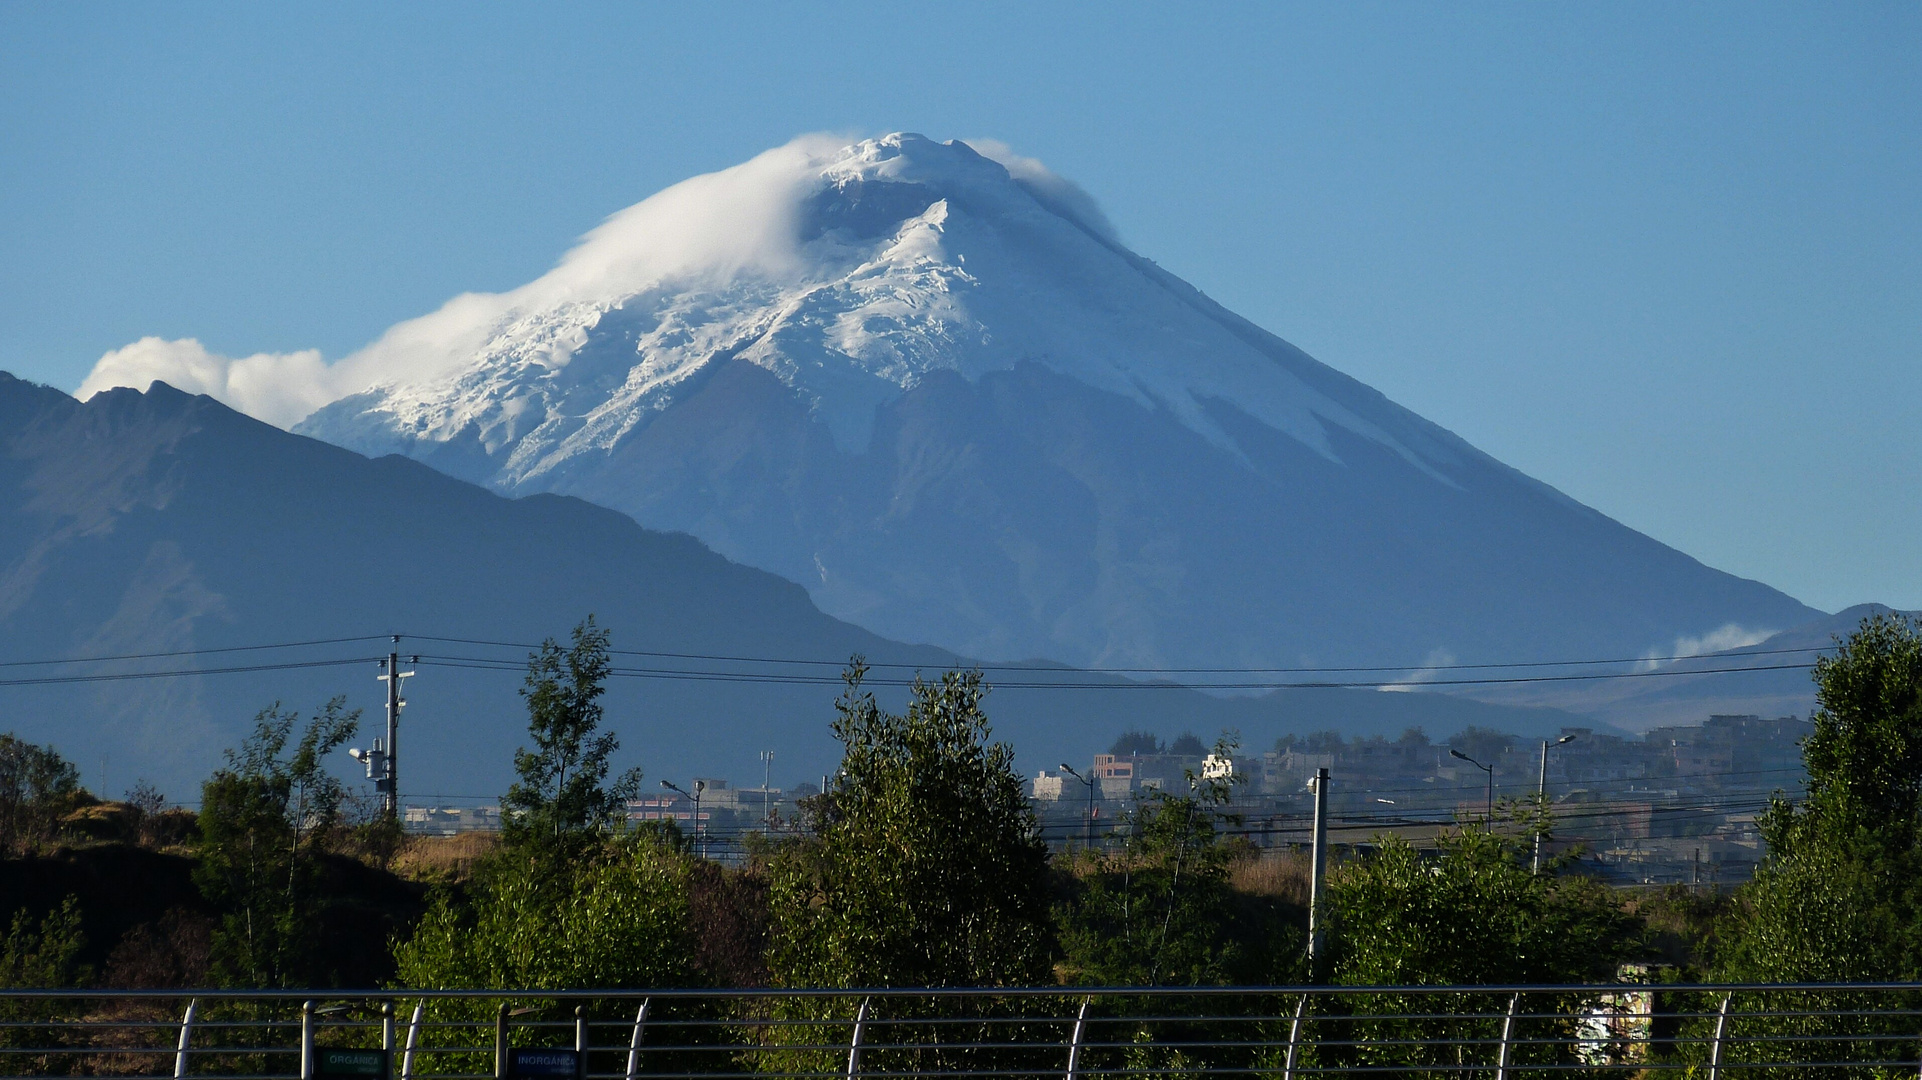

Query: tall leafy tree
<box><xmin>1725</xmin><ymin>612</ymin><xmax>1922</xmax><ymax>981</ymax></box>
<box><xmin>0</xmin><ymin>735</ymin><xmax>85</xmax><ymax>854</ymax></box>
<box><xmin>767</xmin><ymin>661</ymin><xmax>1053</xmax><ymax>987</ymax></box>
<box><xmin>501</xmin><ymin>616</ymin><xmax>643</xmax><ymax>850</ymax></box>
<box><xmin>194</xmin><ymin>699</ymin><xmax>358</xmax><ymax>987</ymax></box>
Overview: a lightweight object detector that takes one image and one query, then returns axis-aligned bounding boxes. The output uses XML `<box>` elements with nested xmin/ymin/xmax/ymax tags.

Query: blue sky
<box><xmin>2</xmin><ymin>2</ymin><xmax>1916</xmax><ymax>613</ymax></box>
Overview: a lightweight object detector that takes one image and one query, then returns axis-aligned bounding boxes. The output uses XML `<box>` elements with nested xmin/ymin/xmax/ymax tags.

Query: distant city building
<box><xmin>1036</xmin><ymin>713</ymin><xmax>1811</xmax><ymax>885</ymax></box>
<box><xmin>1261</xmin><ymin>750</ymin><xmax>1335</xmax><ymax>794</ymax></box>
<box><xmin>403</xmin><ymin>805</ymin><xmax>500</xmax><ymax>835</ymax></box>
<box><xmin>1031</xmin><ymin>770</ymin><xmax>1067</xmax><ymax>800</ymax></box>
<box><xmin>1091</xmin><ymin>751</ymin><xmax>1203</xmax><ymax>798</ymax></box>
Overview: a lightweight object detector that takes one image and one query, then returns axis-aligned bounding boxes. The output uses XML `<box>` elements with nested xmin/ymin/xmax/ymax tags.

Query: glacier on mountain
<box><xmin>84</xmin><ymin>132</ymin><xmax>1819</xmax><ymax>672</ymax></box>
<box><xmin>292</xmin><ymin>135</ymin><xmax>1464</xmax><ymax>483</ymax></box>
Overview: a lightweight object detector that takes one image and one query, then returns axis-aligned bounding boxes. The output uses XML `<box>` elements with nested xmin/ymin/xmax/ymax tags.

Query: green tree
<box><xmin>1108</xmin><ymin>730</ymin><xmax>1164</xmax><ymax>756</ymax></box>
<box><xmin>1311</xmin><ymin>822</ymin><xmax>1640</xmax><ymax>1074</ymax></box>
<box><xmin>500</xmin><ymin>616</ymin><xmax>643</xmax><ymax>851</ymax></box>
<box><xmin>194</xmin><ymin>699</ymin><xmax>358</xmax><ymax>987</ymax></box>
<box><xmin>1328</xmin><ymin>823</ymin><xmax>1639</xmax><ymax>987</ymax></box>
<box><xmin>0</xmin><ymin>897</ymin><xmax>91</xmax><ymax>1070</ymax></box>
<box><xmin>1687</xmin><ymin>614</ymin><xmax>1922</xmax><ymax>1074</ymax></box>
<box><xmin>767</xmin><ymin>662</ymin><xmax>1053</xmax><ymax>987</ymax></box>
<box><xmin>1724</xmin><ymin>612</ymin><xmax>1922</xmax><ymax>982</ymax></box>
<box><xmin>1057</xmin><ymin>736</ymin><xmax>1293</xmax><ymax>986</ymax></box>
<box><xmin>393</xmin><ymin>833</ymin><xmax>693</xmax><ymax>990</ymax></box>
<box><xmin>0</xmin><ymin>735</ymin><xmax>86</xmax><ymax>854</ymax></box>
<box><xmin>0</xmin><ymin>897</ymin><xmax>88</xmax><ymax>988</ymax></box>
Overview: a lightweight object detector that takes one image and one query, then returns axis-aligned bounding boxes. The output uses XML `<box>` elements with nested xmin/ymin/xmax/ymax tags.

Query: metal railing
<box><xmin>3</xmin><ymin>984</ymin><xmax>1922</xmax><ymax>1078</ymax></box>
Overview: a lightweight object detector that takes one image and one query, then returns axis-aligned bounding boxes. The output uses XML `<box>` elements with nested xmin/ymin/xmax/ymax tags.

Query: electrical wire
<box><xmin>0</xmin><ymin>634</ymin><xmax>1830</xmax><ymax>691</ymax></box>
<box><xmin>401</xmin><ymin>633</ymin><xmax>1835</xmax><ymax>676</ymax></box>
<box><xmin>0</xmin><ymin>656</ymin><xmax>382</xmax><ymax>688</ymax></box>
<box><xmin>0</xmin><ymin>635</ymin><xmax>393</xmax><ymax>669</ymax></box>
<box><xmin>409</xmin><ymin>652</ymin><xmax>1819</xmax><ymax>691</ymax></box>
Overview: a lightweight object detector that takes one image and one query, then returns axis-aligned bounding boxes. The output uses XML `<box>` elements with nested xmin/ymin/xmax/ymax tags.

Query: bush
<box><xmin>767</xmin><ymin>663</ymin><xmax>1052</xmax><ymax>988</ymax></box>
<box><xmin>0</xmin><ymin>736</ymin><xmax>87</xmax><ymax>855</ymax></box>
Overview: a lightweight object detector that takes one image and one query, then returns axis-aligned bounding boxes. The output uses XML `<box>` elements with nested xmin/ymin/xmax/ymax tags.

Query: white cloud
<box><xmin>964</xmin><ymin>138</ymin><xmax>1120</xmax><ymax>243</ymax></box>
<box><xmin>77</xmin><ymin>337</ymin><xmax>336</xmax><ymax>429</ymax></box>
<box><xmin>76</xmin><ymin>135</ymin><xmax>854</xmax><ymax>428</ymax></box>
<box><xmin>1380</xmin><ymin>647</ymin><xmax>1460</xmax><ymax>692</ymax></box>
<box><xmin>1636</xmin><ymin>622</ymin><xmax>1775</xmax><ymax>671</ymax></box>
<box><xmin>75</xmin><ymin>133</ymin><xmax>1120</xmax><ymax>432</ymax></box>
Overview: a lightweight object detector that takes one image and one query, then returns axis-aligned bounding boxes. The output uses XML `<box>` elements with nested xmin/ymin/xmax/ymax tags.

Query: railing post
<box><xmin>1065</xmin><ymin>996</ymin><xmax>1092</xmax><ymax>1080</ymax></box>
<box><xmin>174</xmin><ymin>998</ymin><xmax>198</xmax><ymax>1080</ymax></box>
<box><xmin>625</xmin><ymin>999</ymin><xmax>650</xmax><ymax>1080</ymax></box>
<box><xmin>383</xmin><ymin>1002</ymin><xmax>395</xmax><ymax>1054</ymax></box>
<box><xmin>1283</xmin><ymin>995</ymin><xmax>1307</xmax><ymax>1080</ymax></box>
<box><xmin>846</xmin><ymin>997</ymin><xmax>870</xmax><ymax>1080</ymax></box>
<box><xmin>495</xmin><ymin>1003</ymin><xmax>509</xmax><ymax>1080</ymax></box>
<box><xmin>1708</xmin><ymin>994</ymin><xmax>1733</xmax><ymax>1080</ymax></box>
<box><xmin>402</xmin><ymin>1001</ymin><xmax>424</xmax><ymax>1080</ymax></box>
<box><xmin>301</xmin><ymin>1001</ymin><xmax>316</xmax><ymax>1080</ymax></box>
<box><xmin>575</xmin><ymin>1006</ymin><xmax>588</xmax><ymax>1080</ymax></box>
<box><xmin>1495</xmin><ymin>993</ymin><xmax>1519</xmax><ymax>1080</ymax></box>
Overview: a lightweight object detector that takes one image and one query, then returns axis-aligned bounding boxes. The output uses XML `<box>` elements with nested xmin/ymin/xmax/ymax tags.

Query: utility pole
<box><xmin>1533</xmin><ymin>734</ymin><xmax>1577</xmax><ymax>874</ymax></box>
<box><xmin>1307</xmin><ymin>767</ymin><xmax>1329</xmax><ymax>974</ymax></box>
<box><xmin>358</xmin><ymin>639</ymin><xmax>415</xmax><ymax>821</ymax></box>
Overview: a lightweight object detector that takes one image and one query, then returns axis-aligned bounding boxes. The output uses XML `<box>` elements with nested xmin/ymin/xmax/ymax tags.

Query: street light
<box><xmin>1450</xmin><ymin>748</ymin><xmax>1494</xmax><ymax>823</ymax></box>
<box><xmin>760</xmin><ymin>750</ymin><xmax>775</xmax><ymax>837</ymax></box>
<box><xmin>1534</xmin><ymin>734</ymin><xmax>1578</xmax><ymax>874</ymax></box>
<box><xmin>1059</xmin><ymin>763</ymin><xmax>1096</xmax><ymax>850</ymax></box>
<box><xmin>660</xmin><ymin>779</ymin><xmax>707</xmax><ymax>858</ymax></box>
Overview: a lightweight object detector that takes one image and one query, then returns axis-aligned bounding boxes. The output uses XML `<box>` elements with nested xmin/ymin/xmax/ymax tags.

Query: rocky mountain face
<box><xmin>296</xmin><ymin>133</ymin><xmax>1818</xmax><ymax>672</ymax></box>
<box><xmin>1</xmin><ymin>373</ymin><xmax>1602</xmax><ymax>798</ymax></box>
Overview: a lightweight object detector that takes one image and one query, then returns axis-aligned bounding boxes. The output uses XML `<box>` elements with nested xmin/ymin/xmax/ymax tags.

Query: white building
<box><xmin>1031</xmin><ymin>770</ymin><xmax>1067</xmax><ymax>800</ymax></box>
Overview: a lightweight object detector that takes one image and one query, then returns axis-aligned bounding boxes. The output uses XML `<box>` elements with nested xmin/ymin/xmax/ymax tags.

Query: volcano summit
<box><xmin>89</xmin><ymin>133</ymin><xmax>1817</xmax><ymax>671</ymax></box>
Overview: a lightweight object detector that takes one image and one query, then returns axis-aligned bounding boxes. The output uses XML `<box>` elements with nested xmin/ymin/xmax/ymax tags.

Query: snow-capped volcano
<box><xmin>304</xmin><ymin>134</ymin><xmax>1457</xmax><ymax>482</ymax></box>
<box><xmin>92</xmin><ymin>133</ymin><xmax>1819</xmax><ymax>671</ymax></box>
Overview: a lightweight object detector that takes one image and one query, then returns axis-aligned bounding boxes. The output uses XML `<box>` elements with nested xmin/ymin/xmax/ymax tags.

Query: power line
<box><xmin>0</xmin><ymin>656</ymin><xmax>381</xmax><ymax>688</ymax></box>
<box><xmin>0</xmin><ymin>635</ymin><xmax>392</xmax><ymax>670</ymax></box>
<box><xmin>410</xmin><ymin>651</ymin><xmax>1818</xmax><ymax>690</ymax></box>
<box><xmin>402</xmin><ymin>633</ymin><xmax>1834</xmax><ymax>676</ymax></box>
<box><xmin>0</xmin><ymin>633</ymin><xmax>1830</xmax><ymax>691</ymax></box>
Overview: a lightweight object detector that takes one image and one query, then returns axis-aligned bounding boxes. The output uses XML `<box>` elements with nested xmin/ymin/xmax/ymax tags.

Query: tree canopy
<box><xmin>194</xmin><ymin>698</ymin><xmax>359</xmax><ymax>987</ymax></box>
<box><xmin>767</xmin><ymin>662</ymin><xmax>1053</xmax><ymax>988</ymax></box>
<box><xmin>1723</xmin><ymin>612</ymin><xmax>1922</xmax><ymax>981</ymax></box>
<box><xmin>501</xmin><ymin>616</ymin><xmax>643</xmax><ymax>851</ymax></box>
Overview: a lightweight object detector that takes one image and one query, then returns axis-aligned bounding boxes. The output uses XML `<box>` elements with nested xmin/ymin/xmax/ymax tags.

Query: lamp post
<box><xmin>760</xmin><ymin>750</ymin><xmax>774</xmax><ymax>837</ymax></box>
<box><xmin>1450</xmin><ymin>748</ymin><xmax>1494</xmax><ymax>823</ymax></box>
<box><xmin>1059</xmin><ymin>763</ymin><xmax>1096</xmax><ymax>849</ymax></box>
<box><xmin>660</xmin><ymin>779</ymin><xmax>706</xmax><ymax>858</ymax></box>
<box><xmin>1533</xmin><ymin>734</ymin><xmax>1578</xmax><ymax>874</ymax></box>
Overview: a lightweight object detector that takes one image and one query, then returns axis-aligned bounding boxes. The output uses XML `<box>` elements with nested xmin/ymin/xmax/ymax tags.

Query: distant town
<box><xmin>404</xmin><ymin>712</ymin><xmax>1809</xmax><ymax>887</ymax></box>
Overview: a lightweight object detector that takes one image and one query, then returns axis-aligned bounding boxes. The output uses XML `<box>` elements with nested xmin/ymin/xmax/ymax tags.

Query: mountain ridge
<box><xmin>86</xmin><ymin>133</ymin><xmax>1819</xmax><ymax>673</ymax></box>
<box><xmin>1</xmin><ymin>371</ymin><xmax>1617</xmax><ymax>798</ymax></box>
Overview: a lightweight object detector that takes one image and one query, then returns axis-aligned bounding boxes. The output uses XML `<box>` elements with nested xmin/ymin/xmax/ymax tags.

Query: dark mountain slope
<box><xmin>0</xmin><ymin>373</ymin><xmax>1600</xmax><ymax>799</ymax></box>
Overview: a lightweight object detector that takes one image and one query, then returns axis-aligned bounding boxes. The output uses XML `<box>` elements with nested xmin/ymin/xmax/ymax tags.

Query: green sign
<box><xmin>317</xmin><ymin>1048</ymin><xmax>388</xmax><ymax>1079</ymax></box>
